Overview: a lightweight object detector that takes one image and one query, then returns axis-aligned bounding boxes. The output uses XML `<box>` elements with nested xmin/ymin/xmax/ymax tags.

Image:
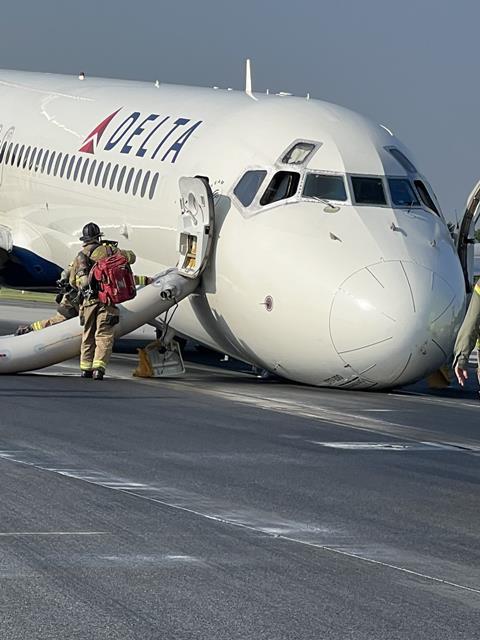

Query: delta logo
<box><xmin>79</xmin><ymin>109</ymin><xmax>121</xmax><ymax>154</ymax></box>
<box><xmin>79</xmin><ymin>108</ymin><xmax>203</xmax><ymax>163</ymax></box>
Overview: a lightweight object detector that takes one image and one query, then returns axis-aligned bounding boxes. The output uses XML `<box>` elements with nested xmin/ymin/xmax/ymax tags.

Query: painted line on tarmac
<box><xmin>309</xmin><ymin>441</ymin><xmax>465</xmax><ymax>452</ymax></box>
<box><xmin>291</xmin><ymin>540</ymin><xmax>480</xmax><ymax>596</ymax></box>
<box><xmin>0</xmin><ymin>531</ymin><xmax>107</xmax><ymax>536</ymax></box>
<box><xmin>0</xmin><ymin>450</ymin><xmax>479</xmax><ymax>596</ymax></box>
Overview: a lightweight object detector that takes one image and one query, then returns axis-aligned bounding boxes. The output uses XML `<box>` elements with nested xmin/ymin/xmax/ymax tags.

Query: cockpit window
<box><xmin>303</xmin><ymin>173</ymin><xmax>347</xmax><ymax>202</ymax></box>
<box><xmin>414</xmin><ymin>179</ymin><xmax>439</xmax><ymax>214</ymax></box>
<box><xmin>386</xmin><ymin>147</ymin><xmax>417</xmax><ymax>174</ymax></box>
<box><xmin>282</xmin><ymin>142</ymin><xmax>316</xmax><ymax>165</ymax></box>
<box><xmin>234</xmin><ymin>170</ymin><xmax>267</xmax><ymax>207</ymax></box>
<box><xmin>351</xmin><ymin>176</ymin><xmax>387</xmax><ymax>206</ymax></box>
<box><xmin>260</xmin><ymin>171</ymin><xmax>300</xmax><ymax>205</ymax></box>
<box><xmin>388</xmin><ymin>178</ymin><xmax>419</xmax><ymax>207</ymax></box>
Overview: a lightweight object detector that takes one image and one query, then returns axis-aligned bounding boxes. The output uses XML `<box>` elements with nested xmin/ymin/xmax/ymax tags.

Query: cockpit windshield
<box><xmin>302</xmin><ymin>173</ymin><xmax>347</xmax><ymax>202</ymax></box>
<box><xmin>388</xmin><ymin>178</ymin><xmax>420</xmax><ymax>207</ymax></box>
<box><xmin>414</xmin><ymin>179</ymin><xmax>439</xmax><ymax>214</ymax></box>
<box><xmin>260</xmin><ymin>171</ymin><xmax>300</xmax><ymax>205</ymax></box>
<box><xmin>234</xmin><ymin>170</ymin><xmax>267</xmax><ymax>207</ymax></box>
<box><xmin>233</xmin><ymin>157</ymin><xmax>439</xmax><ymax>217</ymax></box>
<box><xmin>351</xmin><ymin>177</ymin><xmax>387</xmax><ymax>206</ymax></box>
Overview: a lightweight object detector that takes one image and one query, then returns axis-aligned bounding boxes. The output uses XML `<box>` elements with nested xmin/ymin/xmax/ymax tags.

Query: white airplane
<box><xmin>0</xmin><ymin>68</ymin><xmax>472</xmax><ymax>388</ymax></box>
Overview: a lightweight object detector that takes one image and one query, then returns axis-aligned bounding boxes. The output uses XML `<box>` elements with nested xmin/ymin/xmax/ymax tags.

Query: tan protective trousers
<box><xmin>31</xmin><ymin>312</ymin><xmax>66</xmax><ymax>332</ymax></box>
<box><xmin>79</xmin><ymin>302</ymin><xmax>119</xmax><ymax>372</ymax></box>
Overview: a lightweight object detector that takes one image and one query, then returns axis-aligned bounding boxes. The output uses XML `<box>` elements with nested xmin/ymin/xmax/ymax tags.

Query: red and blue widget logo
<box><xmin>79</xmin><ymin>109</ymin><xmax>121</xmax><ymax>154</ymax></box>
<box><xmin>79</xmin><ymin>108</ymin><xmax>202</xmax><ymax>164</ymax></box>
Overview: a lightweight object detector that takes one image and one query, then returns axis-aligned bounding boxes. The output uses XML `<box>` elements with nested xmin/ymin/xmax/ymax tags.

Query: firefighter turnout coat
<box><xmin>71</xmin><ymin>241</ymin><xmax>137</xmax><ymax>373</ymax></box>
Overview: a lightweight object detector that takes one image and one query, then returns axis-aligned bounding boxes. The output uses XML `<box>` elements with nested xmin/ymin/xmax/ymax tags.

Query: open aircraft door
<box><xmin>132</xmin><ymin>176</ymin><xmax>215</xmax><ymax>378</ymax></box>
<box><xmin>456</xmin><ymin>179</ymin><xmax>480</xmax><ymax>294</ymax></box>
<box><xmin>177</xmin><ymin>176</ymin><xmax>215</xmax><ymax>278</ymax></box>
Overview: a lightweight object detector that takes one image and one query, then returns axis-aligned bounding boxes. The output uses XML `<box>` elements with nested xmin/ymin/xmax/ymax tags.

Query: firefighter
<box><xmin>15</xmin><ymin>264</ymin><xmax>79</xmax><ymax>335</ymax></box>
<box><xmin>453</xmin><ymin>281</ymin><xmax>480</xmax><ymax>389</ymax></box>
<box><xmin>72</xmin><ymin>222</ymin><xmax>136</xmax><ymax>380</ymax></box>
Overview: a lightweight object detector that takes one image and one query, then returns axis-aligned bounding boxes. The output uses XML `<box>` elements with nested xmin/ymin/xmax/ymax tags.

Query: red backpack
<box><xmin>89</xmin><ymin>248</ymin><xmax>137</xmax><ymax>305</ymax></box>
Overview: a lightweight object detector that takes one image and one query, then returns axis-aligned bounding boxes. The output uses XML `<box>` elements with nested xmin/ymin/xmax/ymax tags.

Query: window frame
<box><xmin>5</xmin><ymin>142</ymin><xmax>13</xmax><ymax>166</ymax></box>
<box><xmin>66</xmin><ymin>154</ymin><xmax>76</xmax><ymax>180</ymax></box>
<box><xmin>109</xmin><ymin>164</ymin><xmax>119</xmax><ymax>190</ymax></box>
<box><xmin>413</xmin><ymin>179</ymin><xmax>440</xmax><ymax>215</ymax></box>
<box><xmin>349</xmin><ymin>174</ymin><xmax>390</xmax><ymax>208</ymax></box>
<box><xmin>53</xmin><ymin>152</ymin><xmax>63</xmax><ymax>176</ymax></box>
<box><xmin>387</xmin><ymin>176</ymin><xmax>422</xmax><ymax>209</ymax></box>
<box><xmin>47</xmin><ymin>151</ymin><xmax>56</xmax><ymax>175</ymax></box>
<box><xmin>35</xmin><ymin>148</ymin><xmax>44</xmax><ymax>172</ymax></box>
<box><xmin>301</xmin><ymin>170</ymin><xmax>349</xmax><ymax>204</ymax></box>
<box><xmin>132</xmin><ymin>169</ymin><xmax>143</xmax><ymax>196</ymax></box>
<box><xmin>233</xmin><ymin>169</ymin><xmax>268</xmax><ymax>208</ymax></box>
<box><xmin>94</xmin><ymin>161</ymin><xmax>104</xmax><ymax>187</ymax></box>
<box><xmin>149</xmin><ymin>172</ymin><xmax>160</xmax><ymax>200</ymax></box>
<box><xmin>28</xmin><ymin>147</ymin><xmax>38</xmax><ymax>171</ymax></box>
<box><xmin>259</xmin><ymin>170</ymin><xmax>301</xmax><ymax>206</ymax></box>
<box><xmin>279</xmin><ymin>139</ymin><xmax>321</xmax><ymax>166</ymax></box>
<box><xmin>0</xmin><ymin>142</ymin><xmax>7</xmax><ymax>164</ymax></box>
<box><xmin>102</xmin><ymin>162</ymin><xmax>111</xmax><ymax>188</ymax></box>
<box><xmin>59</xmin><ymin>153</ymin><xmax>69</xmax><ymax>178</ymax></box>
<box><xmin>140</xmin><ymin>170</ymin><xmax>151</xmax><ymax>197</ymax></box>
<box><xmin>80</xmin><ymin>157</ymin><xmax>90</xmax><ymax>183</ymax></box>
<box><xmin>124</xmin><ymin>167</ymin><xmax>135</xmax><ymax>194</ymax></box>
<box><xmin>10</xmin><ymin>143</ymin><xmax>19</xmax><ymax>167</ymax></box>
<box><xmin>116</xmin><ymin>166</ymin><xmax>127</xmax><ymax>192</ymax></box>
<box><xmin>41</xmin><ymin>149</ymin><xmax>49</xmax><ymax>174</ymax></box>
<box><xmin>87</xmin><ymin>159</ymin><xmax>97</xmax><ymax>185</ymax></box>
<box><xmin>16</xmin><ymin>145</ymin><xmax>25</xmax><ymax>168</ymax></box>
<box><xmin>73</xmin><ymin>156</ymin><xmax>83</xmax><ymax>181</ymax></box>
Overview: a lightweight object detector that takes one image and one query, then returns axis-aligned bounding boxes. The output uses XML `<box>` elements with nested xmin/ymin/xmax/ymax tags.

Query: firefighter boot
<box><xmin>93</xmin><ymin>369</ymin><xmax>104</xmax><ymax>380</ymax></box>
<box><xmin>15</xmin><ymin>325</ymin><xmax>33</xmax><ymax>336</ymax></box>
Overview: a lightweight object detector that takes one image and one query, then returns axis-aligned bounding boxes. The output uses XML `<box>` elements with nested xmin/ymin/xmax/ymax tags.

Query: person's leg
<box><xmin>15</xmin><ymin>312</ymin><xmax>65</xmax><ymax>335</ymax></box>
<box><xmin>92</xmin><ymin>305</ymin><xmax>118</xmax><ymax>378</ymax></box>
<box><xmin>80</xmin><ymin>304</ymin><xmax>97</xmax><ymax>376</ymax></box>
<box><xmin>37</xmin><ymin>312</ymin><xmax>67</xmax><ymax>329</ymax></box>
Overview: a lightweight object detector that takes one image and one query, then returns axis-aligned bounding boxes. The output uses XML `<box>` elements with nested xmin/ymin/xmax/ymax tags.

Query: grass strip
<box><xmin>0</xmin><ymin>288</ymin><xmax>55</xmax><ymax>303</ymax></box>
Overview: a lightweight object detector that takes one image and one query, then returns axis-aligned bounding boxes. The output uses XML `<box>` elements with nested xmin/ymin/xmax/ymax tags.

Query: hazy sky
<box><xmin>0</xmin><ymin>0</ymin><xmax>478</xmax><ymax>222</ymax></box>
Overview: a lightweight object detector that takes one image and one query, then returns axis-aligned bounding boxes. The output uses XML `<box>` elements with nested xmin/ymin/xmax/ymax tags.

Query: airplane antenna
<box><xmin>245</xmin><ymin>59</ymin><xmax>258</xmax><ymax>101</ymax></box>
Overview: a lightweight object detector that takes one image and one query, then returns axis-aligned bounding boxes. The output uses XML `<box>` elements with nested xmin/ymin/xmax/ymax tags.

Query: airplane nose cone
<box><xmin>329</xmin><ymin>261</ymin><xmax>463</xmax><ymax>387</ymax></box>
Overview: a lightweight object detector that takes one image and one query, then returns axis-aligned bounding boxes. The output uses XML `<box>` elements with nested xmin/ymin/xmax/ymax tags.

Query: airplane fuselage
<box><xmin>0</xmin><ymin>70</ymin><xmax>466</xmax><ymax>388</ymax></box>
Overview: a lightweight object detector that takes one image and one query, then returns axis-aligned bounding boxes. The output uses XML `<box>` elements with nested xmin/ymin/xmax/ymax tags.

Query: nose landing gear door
<box><xmin>177</xmin><ymin>176</ymin><xmax>215</xmax><ymax>279</ymax></box>
<box><xmin>456</xmin><ymin>179</ymin><xmax>480</xmax><ymax>294</ymax></box>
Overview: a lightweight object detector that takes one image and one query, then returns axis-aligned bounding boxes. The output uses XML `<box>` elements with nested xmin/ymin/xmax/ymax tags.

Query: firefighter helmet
<box><xmin>80</xmin><ymin>222</ymin><xmax>103</xmax><ymax>242</ymax></box>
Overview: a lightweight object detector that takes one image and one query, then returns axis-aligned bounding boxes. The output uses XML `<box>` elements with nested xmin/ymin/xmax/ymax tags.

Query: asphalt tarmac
<box><xmin>1</xmin><ymin>301</ymin><xmax>479</xmax><ymax>639</ymax></box>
